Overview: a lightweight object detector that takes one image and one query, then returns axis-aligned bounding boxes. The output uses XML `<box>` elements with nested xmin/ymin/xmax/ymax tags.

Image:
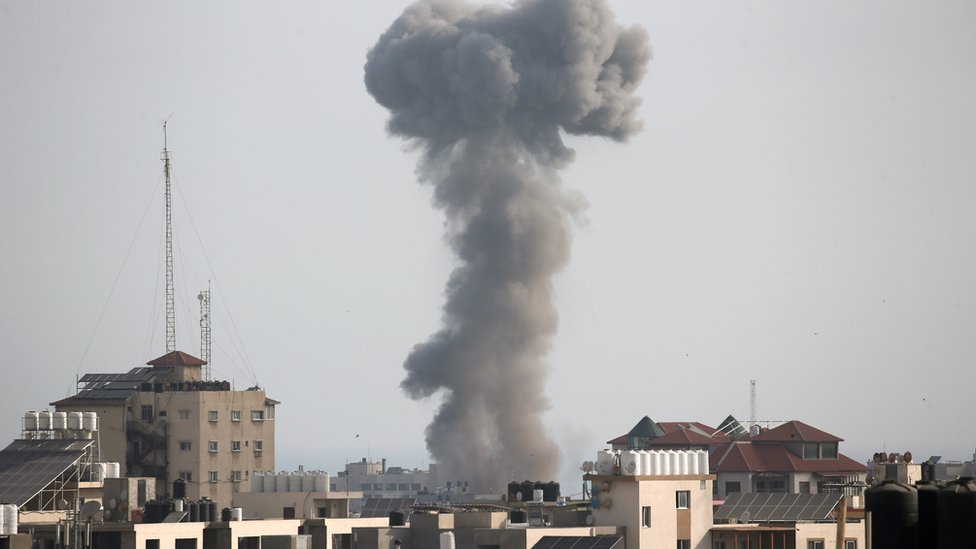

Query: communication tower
<box><xmin>161</xmin><ymin>123</ymin><xmax>176</xmax><ymax>352</ymax></box>
<box><xmin>199</xmin><ymin>285</ymin><xmax>212</xmax><ymax>380</ymax></box>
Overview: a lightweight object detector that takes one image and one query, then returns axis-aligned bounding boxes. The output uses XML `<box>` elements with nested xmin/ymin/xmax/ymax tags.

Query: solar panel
<box><xmin>360</xmin><ymin>497</ymin><xmax>417</xmax><ymax>518</ymax></box>
<box><xmin>713</xmin><ymin>493</ymin><xmax>840</xmax><ymax>522</ymax></box>
<box><xmin>532</xmin><ymin>536</ymin><xmax>622</xmax><ymax>549</ymax></box>
<box><xmin>0</xmin><ymin>439</ymin><xmax>92</xmax><ymax>506</ymax></box>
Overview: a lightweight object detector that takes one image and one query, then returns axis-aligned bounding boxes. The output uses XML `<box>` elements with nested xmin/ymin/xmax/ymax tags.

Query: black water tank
<box><xmin>543</xmin><ymin>482</ymin><xmax>560</xmax><ymax>502</ymax></box>
<box><xmin>187</xmin><ymin>500</ymin><xmax>199</xmax><ymax>522</ymax></box>
<box><xmin>938</xmin><ymin>477</ymin><xmax>976</xmax><ymax>549</ymax></box>
<box><xmin>916</xmin><ymin>481</ymin><xmax>939</xmax><ymax>549</ymax></box>
<box><xmin>507</xmin><ymin>482</ymin><xmax>521</xmax><ymax>502</ymax></box>
<box><xmin>389</xmin><ymin>510</ymin><xmax>406</xmax><ymax>526</ymax></box>
<box><xmin>199</xmin><ymin>500</ymin><xmax>212</xmax><ymax>523</ymax></box>
<box><xmin>143</xmin><ymin>501</ymin><xmax>162</xmax><ymax>524</ymax></box>
<box><xmin>208</xmin><ymin>500</ymin><xmax>218</xmax><ymax>523</ymax></box>
<box><xmin>221</xmin><ymin>507</ymin><xmax>232</xmax><ymax>522</ymax></box>
<box><xmin>520</xmin><ymin>481</ymin><xmax>534</xmax><ymax>502</ymax></box>
<box><xmin>865</xmin><ymin>480</ymin><xmax>918</xmax><ymax>549</ymax></box>
<box><xmin>510</xmin><ymin>510</ymin><xmax>527</xmax><ymax>524</ymax></box>
<box><xmin>173</xmin><ymin>478</ymin><xmax>186</xmax><ymax>500</ymax></box>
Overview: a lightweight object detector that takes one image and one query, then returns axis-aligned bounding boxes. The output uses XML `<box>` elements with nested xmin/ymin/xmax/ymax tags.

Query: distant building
<box><xmin>331</xmin><ymin>459</ymin><xmax>444</xmax><ymax>512</ymax></box>
<box><xmin>52</xmin><ymin>350</ymin><xmax>277</xmax><ymax>506</ymax></box>
<box><xmin>606</xmin><ymin>416</ymin><xmax>869</xmax><ymax>502</ymax></box>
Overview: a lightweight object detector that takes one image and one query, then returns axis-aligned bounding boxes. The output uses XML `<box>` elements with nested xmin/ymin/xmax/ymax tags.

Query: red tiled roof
<box><xmin>751</xmin><ymin>420</ymin><xmax>842</xmax><ymax>443</ymax></box>
<box><xmin>607</xmin><ymin>420</ymin><xmax>725</xmax><ymax>446</ymax></box>
<box><xmin>712</xmin><ymin>441</ymin><xmax>867</xmax><ymax>474</ymax></box>
<box><xmin>147</xmin><ymin>351</ymin><xmax>206</xmax><ymax>367</ymax></box>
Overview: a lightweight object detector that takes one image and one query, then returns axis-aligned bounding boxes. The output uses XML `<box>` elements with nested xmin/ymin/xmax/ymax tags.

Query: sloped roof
<box><xmin>711</xmin><ymin>441</ymin><xmax>867</xmax><ymax>474</ymax></box>
<box><xmin>716</xmin><ymin>415</ymin><xmax>748</xmax><ymax>437</ymax></box>
<box><xmin>147</xmin><ymin>351</ymin><xmax>206</xmax><ymax>366</ymax></box>
<box><xmin>751</xmin><ymin>420</ymin><xmax>842</xmax><ymax>443</ymax></box>
<box><xmin>646</xmin><ymin>426</ymin><xmax>727</xmax><ymax>446</ymax></box>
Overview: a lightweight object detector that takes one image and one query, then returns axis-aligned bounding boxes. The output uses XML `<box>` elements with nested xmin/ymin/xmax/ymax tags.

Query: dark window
<box><xmin>822</xmin><ymin>442</ymin><xmax>838</xmax><ymax>459</ymax></box>
<box><xmin>676</xmin><ymin>490</ymin><xmax>690</xmax><ymax>508</ymax></box>
<box><xmin>175</xmin><ymin>539</ymin><xmax>197</xmax><ymax>549</ymax></box>
<box><xmin>755</xmin><ymin>478</ymin><xmax>787</xmax><ymax>493</ymax></box>
<box><xmin>141</xmin><ymin>405</ymin><xmax>154</xmax><ymax>422</ymax></box>
<box><xmin>641</xmin><ymin>506</ymin><xmax>651</xmax><ymax>527</ymax></box>
<box><xmin>146</xmin><ymin>540</ymin><xmax>160</xmax><ymax>549</ymax></box>
<box><xmin>137</xmin><ymin>479</ymin><xmax>147</xmax><ymax>506</ymax></box>
<box><xmin>677</xmin><ymin>541</ymin><xmax>690</xmax><ymax>549</ymax></box>
<box><xmin>725</xmin><ymin>481</ymin><xmax>741</xmax><ymax>494</ymax></box>
<box><xmin>799</xmin><ymin>481</ymin><xmax>811</xmax><ymax>494</ymax></box>
<box><xmin>283</xmin><ymin>506</ymin><xmax>295</xmax><ymax>519</ymax></box>
<box><xmin>802</xmin><ymin>442</ymin><xmax>819</xmax><ymax>459</ymax></box>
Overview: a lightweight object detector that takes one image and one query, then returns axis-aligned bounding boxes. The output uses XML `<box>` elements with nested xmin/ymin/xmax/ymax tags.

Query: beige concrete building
<box><xmin>53</xmin><ymin>351</ymin><xmax>276</xmax><ymax>506</ymax></box>
<box><xmin>589</xmin><ymin>474</ymin><xmax>714</xmax><ymax>549</ymax></box>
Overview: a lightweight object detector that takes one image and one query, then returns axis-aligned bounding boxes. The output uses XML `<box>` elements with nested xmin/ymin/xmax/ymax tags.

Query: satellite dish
<box><xmin>740</xmin><ymin>511</ymin><xmax>751</xmax><ymax>523</ymax></box>
<box><xmin>584</xmin><ymin>514</ymin><xmax>594</xmax><ymax>525</ymax></box>
<box><xmin>80</xmin><ymin>501</ymin><xmax>102</xmax><ymax>520</ymax></box>
<box><xmin>119</xmin><ymin>489</ymin><xmax>128</xmax><ymax>500</ymax></box>
<box><xmin>904</xmin><ymin>451</ymin><xmax>913</xmax><ymax>464</ymax></box>
<box><xmin>107</xmin><ymin>498</ymin><xmax>117</xmax><ymax>510</ymax></box>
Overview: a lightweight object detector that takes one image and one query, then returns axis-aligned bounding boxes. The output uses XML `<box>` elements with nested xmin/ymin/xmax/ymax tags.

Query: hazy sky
<box><xmin>2</xmin><ymin>1</ymin><xmax>974</xmax><ymax>493</ymax></box>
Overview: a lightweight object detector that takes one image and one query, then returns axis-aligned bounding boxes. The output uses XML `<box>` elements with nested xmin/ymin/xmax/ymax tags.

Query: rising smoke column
<box><xmin>364</xmin><ymin>0</ymin><xmax>650</xmax><ymax>492</ymax></box>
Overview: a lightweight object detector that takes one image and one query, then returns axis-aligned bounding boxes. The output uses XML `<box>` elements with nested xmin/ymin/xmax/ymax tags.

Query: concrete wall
<box><xmin>233</xmin><ymin>492</ymin><xmax>350</xmax><ymax>519</ymax></box>
<box><xmin>132</xmin><ymin>522</ymin><xmax>207</xmax><ymax>549</ymax></box>
<box><xmin>795</xmin><ymin>522</ymin><xmax>864</xmax><ymax>549</ymax></box>
<box><xmin>54</xmin><ymin>402</ymin><xmax>127</xmax><ymax>474</ymax></box>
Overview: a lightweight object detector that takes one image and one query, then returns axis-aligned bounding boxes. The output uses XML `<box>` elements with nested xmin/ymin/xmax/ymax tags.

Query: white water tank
<box><xmin>0</xmin><ymin>505</ymin><xmax>6</xmax><ymax>535</ymax></box>
<box><xmin>596</xmin><ymin>450</ymin><xmax>616</xmax><ymax>475</ymax></box>
<box><xmin>67</xmin><ymin>411</ymin><xmax>83</xmax><ymax>430</ymax></box>
<box><xmin>263</xmin><ymin>473</ymin><xmax>276</xmax><ymax>493</ymax></box>
<box><xmin>439</xmin><ymin>531</ymin><xmax>456</xmax><ymax>549</ymax></box>
<box><xmin>689</xmin><ymin>451</ymin><xmax>700</xmax><ymax>475</ymax></box>
<box><xmin>697</xmin><ymin>450</ymin><xmax>709</xmax><ymax>475</ymax></box>
<box><xmin>251</xmin><ymin>473</ymin><xmax>264</xmax><ymax>493</ymax></box>
<box><xmin>82</xmin><ymin>411</ymin><xmax>98</xmax><ymax>432</ymax></box>
<box><xmin>648</xmin><ymin>451</ymin><xmax>661</xmax><ymax>475</ymax></box>
<box><xmin>2</xmin><ymin>505</ymin><xmax>17</xmax><ymax>535</ymax></box>
<box><xmin>52</xmin><ymin>411</ymin><xmax>67</xmax><ymax>430</ymax></box>
<box><xmin>288</xmin><ymin>473</ymin><xmax>303</xmax><ymax>492</ymax></box>
<box><xmin>619</xmin><ymin>451</ymin><xmax>640</xmax><ymax>475</ymax></box>
<box><xmin>275</xmin><ymin>473</ymin><xmax>289</xmax><ymax>493</ymax></box>
<box><xmin>24</xmin><ymin>411</ymin><xmax>39</xmax><ymax>431</ymax></box>
<box><xmin>639</xmin><ymin>450</ymin><xmax>651</xmax><ymax>476</ymax></box>
<box><xmin>38</xmin><ymin>411</ymin><xmax>52</xmax><ymax>430</ymax></box>
<box><xmin>230</xmin><ymin>507</ymin><xmax>243</xmax><ymax>521</ymax></box>
<box><xmin>313</xmin><ymin>474</ymin><xmax>329</xmax><ymax>493</ymax></box>
<box><xmin>678</xmin><ymin>450</ymin><xmax>690</xmax><ymax>475</ymax></box>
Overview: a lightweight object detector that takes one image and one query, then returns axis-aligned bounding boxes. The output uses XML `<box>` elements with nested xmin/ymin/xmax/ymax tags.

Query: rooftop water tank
<box><xmin>649</xmin><ymin>451</ymin><xmax>662</xmax><ymax>476</ymax></box>
<box><xmin>439</xmin><ymin>531</ymin><xmax>455</xmax><ymax>549</ymax></box>
<box><xmin>938</xmin><ymin>477</ymin><xmax>976</xmax><ymax>549</ymax></box>
<box><xmin>251</xmin><ymin>473</ymin><xmax>264</xmax><ymax>493</ymax></box>
<box><xmin>52</xmin><ymin>412</ymin><xmax>67</xmax><ymax>430</ymax></box>
<box><xmin>620</xmin><ymin>451</ymin><xmax>640</xmax><ymax>476</ymax></box>
<box><xmin>24</xmin><ymin>411</ymin><xmax>39</xmax><ymax>431</ymax></box>
<box><xmin>275</xmin><ymin>473</ymin><xmax>289</xmax><ymax>493</ymax></box>
<box><xmin>639</xmin><ymin>451</ymin><xmax>651</xmax><ymax>476</ymax></box>
<box><xmin>82</xmin><ymin>411</ymin><xmax>98</xmax><ymax>432</ymax></box>
<box><xmin>38</xmin><ymin>411</ymin><xmax>52</xmax><ymax>430</ymax></box>
<box><xmin>263</xmin><ymin>473</ymin><xmax>276</xmax><ymax>493</ymax></box>
<box><xmin>865</xmin><ymin>480</ymin><xmax>918</xmax><ymax>549</ymax></box>
<box><xmin>67</xmin><ymin>411</ymin><xmax>83</xmax><ymax>430</ymax></box>
<box><xmin>596</xmin><ymin>450</ymin><xmax>616</xmax><ymax>475</ymax></box>
<box><xmin>697</xmin><ymin>450</ymin><xmax>709</xmax><ymax>475</ymax></box>
<box><xmin>288</xmin><ymin>473</ymin><xmax>303</xmax><ymax>492</ymax></box>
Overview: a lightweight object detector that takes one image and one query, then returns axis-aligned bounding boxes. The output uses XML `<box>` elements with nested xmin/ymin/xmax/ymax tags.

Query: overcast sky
<box><xmin>2</xmin><ymin>0</ymin><xmax>974</xmax><ymax>492</ymax></box>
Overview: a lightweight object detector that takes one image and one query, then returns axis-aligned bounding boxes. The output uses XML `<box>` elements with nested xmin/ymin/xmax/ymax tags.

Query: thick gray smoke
<box><xmin>364</xmin><ymin>0</ymin><xmax>649</xmax><ymax>492</ymax></box>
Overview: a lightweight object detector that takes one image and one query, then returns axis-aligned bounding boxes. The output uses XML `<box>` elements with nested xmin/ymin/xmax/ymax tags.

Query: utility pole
<box><xmin>162</xmin><ymin>122</ymin><xmax>176</xmax><ymax>353</ymax></box>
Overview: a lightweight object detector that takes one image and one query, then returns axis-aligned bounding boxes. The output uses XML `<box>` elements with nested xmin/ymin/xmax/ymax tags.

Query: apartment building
<box><xmin>52</xmin><ymin>350</ymin><xmax>276</xmax><ymax>505</ymax></box>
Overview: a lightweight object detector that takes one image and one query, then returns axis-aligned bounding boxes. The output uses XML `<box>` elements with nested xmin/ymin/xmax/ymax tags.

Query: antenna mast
<box><xmin>749</xmin><ymin>379</ymin><xmax>758</xmax><ymax>428</ymax></box>
<box><xmin>199</xmin><ymin>283</ymin><xmax>212</xmax><ymax>380</ymax></box>
<box><xmin>161</xmin><ymin>123</ymin><xmax>176</xmax><ymax>353</ymax></box>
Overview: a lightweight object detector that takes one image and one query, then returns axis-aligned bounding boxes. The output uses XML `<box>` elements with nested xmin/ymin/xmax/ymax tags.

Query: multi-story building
<box><xmin>52</xmin><ymin>350</ymin><xmax>276</xmax><ymax>505</ymax></box>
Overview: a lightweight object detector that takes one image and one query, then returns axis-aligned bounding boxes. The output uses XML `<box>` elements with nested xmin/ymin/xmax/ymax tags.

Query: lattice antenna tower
<box><xmin>749</xmin><ymin>379</ymin><xmax>758</xmax><ymax>428</ymax></box>
<box><xmin>199</xmin><ymin>283</ymin><xmax>212</xmax><ymax>380</ymax></box>
<box><xmin>161</xmin><ymin>122</ymin><xmax>176</xmax><ymax>353</ymax></box>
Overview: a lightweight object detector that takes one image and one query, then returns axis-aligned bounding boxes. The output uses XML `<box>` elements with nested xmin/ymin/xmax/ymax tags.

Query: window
<box><xmin>799</xmin><ymin>481</ymin><xmax>811</xmax><ymax>494</ymax></box>
<box><xmin>141</xmin><ymin>405</ymin><xmax>154</xmax><ymax>422</ymax></box>
<box><xmin>412</xmin><ymin>483</ymin><xmax>421</xmax><ymax>491</ymax></box>
<box><xmin>146</xmin><ymin>540</ymin><xmax>160</xmax><ymax>549</ymax></box>
<box><xmin>360</xmin><ymin>483</ymin><xmax>372</xmax><ymax>491</ymax></box>
<box><xmin>377</xmin><ymin>483</ymin><xmax>386</xmax><ymax>490</ymax></box>
<box><xmin>158</xmin><ymin>410</ymin><xmax>167</xmax><ymax>417</ymax></box>
<box><xmin>179</xmin><ymin>441</ymin><xmax>192</xmax><ymax>452</ymax></box>
<box><xmin>208</xmin><ymin>440</ymin><xmax>218</xmax><ymax>453</ymax></box>
<box><xmin>253</xmin><ymin>440</ymin><xmax>264</xmax><ymax>453</ymax></box>
<box><xmin>178</xmin><ymin>410</ymin><xmax>191</xmax><ymax>420</ymax></box>
<box><xmin>822</xmin><ymin>442</ymin><xmax>838</xmax><ymax>459</ymax></box>
<box><xmin>179</xmin><ymin>472</ymin><xmax>192</xmax><ymax>482</ymax></box>
<box><xmin>676</xmin><ymin>490</ymin><xmax>690</xmax><ymax>509</ymax></box>
<box><xmin>331</xmin><ymin>484</ymin><xmax>337</xmax><ymax>491</ymax></box>
<box><xmin>208</xmin><ymin>410</ymin><xmax>218</xmax><ymax>422</ymax></box>
<box><xmin>251</xmin><ymin>410</ymin><xmax>265</xmax><ymax>421</ymax></box>
<box><xmin>232</xmin><ymin>440</ymin><xmax>241</xmax><ymax>453</ymax></box>
<box><xmin>387</xmin><ymin>483</ymin><xmax>397</xmax><ymax>490</ymax></box>
<box><xmin>266</xmin><ymin>405</ymin><xmax>275</xmax><ymax>420</ymax></box>
<box><xmin>231</xmin><ymin>470</ymin><xmax>242</xmax><ymax>482</ymax></box>
<box><xmin>398</xmin><ymin>483</ymin><xmax>410</xmax><ymax>490</ymax></box>
<box><xmin>807</xmin><ymin>541</ymin><xmax>825</xmax><ymax>549</ymax></box>
<box><xmin>844</xmin><ymin>541</ymin><xmax>857</xmax><ymax>549</ymax></box>
<box><xmin>283</xmin><ymin>507</ymin><xmax>296</xmax><ymax>519</ymax></box>
<box><xmin>756</xmin><ymin>478</ymin><xmax>787</xmax><ymax>493</ymax></box>
<box><xmin>725</xmin><ymin>481</ymin><xmax>741</xmax><ymax>494</ymax></box>
<box><xmin>802</xmin><ymin>442</ymin><xmax>819</xmax><ymax>459</ymax></box>
<box><xmin>208</xmin><ymin>471</ymin><xmax>219</xmax><ymax>483</ymax></box>
<box><xmin>714</xmin><ymin>543</ymin><xmax>726</xmax><ymax>549</ymax></box>
<box><xmin>677</xmin><ymin>541</ymin><xmax>690</xmax><ymax>549</ymax></box>
<box><xmin>641</xmin><ymin>506</ymin><xmax>651</xmax><ymax>528</ymax></box>
<box><xmin>231</xmin><ymin>410</ymin><xmax>241</xmax><ymax>422</ymax></box>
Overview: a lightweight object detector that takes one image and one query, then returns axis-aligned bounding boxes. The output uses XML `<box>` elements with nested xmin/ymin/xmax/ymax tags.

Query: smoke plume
<box><xmin>364</xmin><ymin>0</ymin><xmax>650</xmax><ymax>492</ymax></box>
